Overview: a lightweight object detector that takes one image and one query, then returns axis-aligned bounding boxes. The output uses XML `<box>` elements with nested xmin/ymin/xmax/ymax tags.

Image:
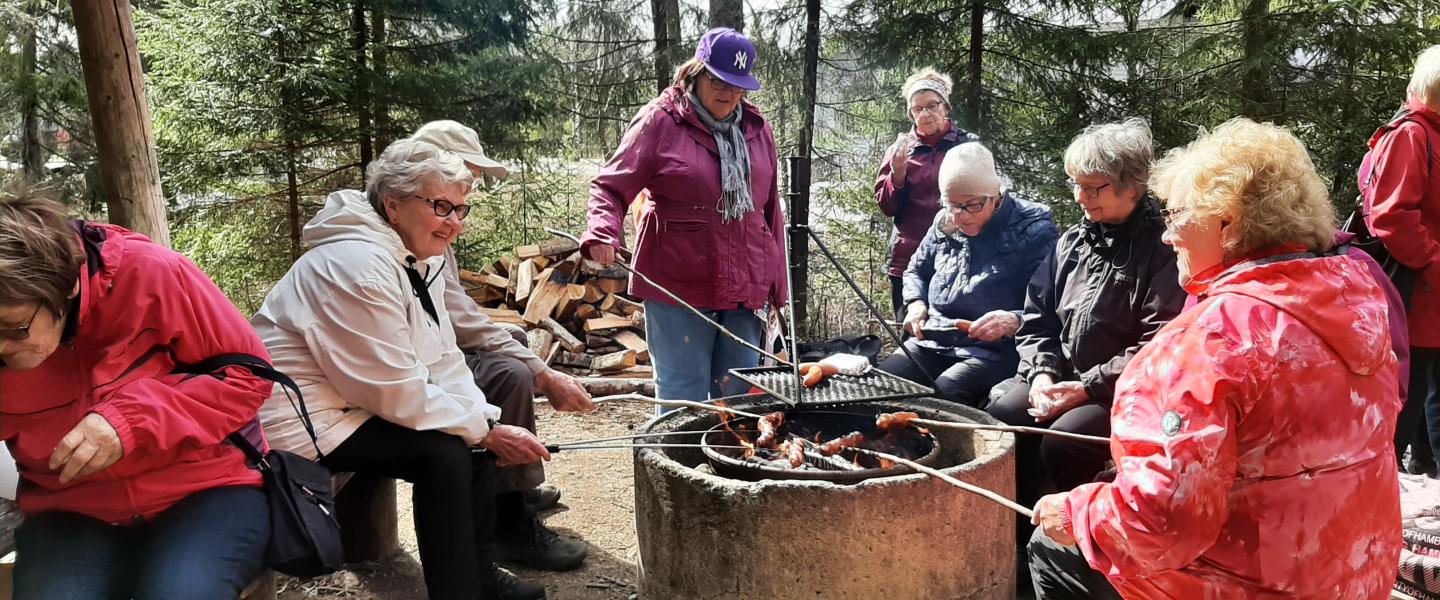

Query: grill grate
<box><xmin>729</xmin><ymin>366</ymin><xmax>934</xmax><ymax>406</ymax></box>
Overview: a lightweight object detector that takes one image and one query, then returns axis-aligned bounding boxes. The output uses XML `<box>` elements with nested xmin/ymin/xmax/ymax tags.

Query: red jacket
<box><xmin>582</xmin><ymin>86</ymin><xmax>788</xmax><ymax>310</ymax></box>
<box><xmin>0</xmin><ymin>223</ymin><xmax>269</xmax><ymax>524</ymax></box>
<box><xmin>1064</xmin><ymin>248</ymin><xmax>1402</xmax><ymax>598</ymax></box>
<box><xmin>1366</xmin><ymin>98</ymin><xmax>1440</xmax><ymax>347</ymax></box>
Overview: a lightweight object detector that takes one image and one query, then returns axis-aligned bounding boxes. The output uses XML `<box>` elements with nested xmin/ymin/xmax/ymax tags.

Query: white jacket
<box><xmin>253</xmin><ymin>190</ymin><xmax>500</xmax><ymax>458</ymax></box>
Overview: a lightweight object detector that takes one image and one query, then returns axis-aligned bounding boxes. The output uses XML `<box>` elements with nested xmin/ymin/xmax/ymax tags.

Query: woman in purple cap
<box><xmin>581</xmin><ymin>27</ymin><xmax>786</xmax><ymax>404</ymax></box>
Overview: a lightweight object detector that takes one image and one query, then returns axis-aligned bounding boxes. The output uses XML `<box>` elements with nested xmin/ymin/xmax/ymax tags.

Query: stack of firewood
<box><xmin>458</xmin><ymin>237</ymin><xmax>653</xmax><ymax>393</ymax></box>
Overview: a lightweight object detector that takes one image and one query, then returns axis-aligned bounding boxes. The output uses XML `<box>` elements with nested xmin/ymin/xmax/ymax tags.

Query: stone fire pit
<box><xmin>632</xmin><ymin>397</ymin><xmax>1017</xmax><ymax>599</ymax></box>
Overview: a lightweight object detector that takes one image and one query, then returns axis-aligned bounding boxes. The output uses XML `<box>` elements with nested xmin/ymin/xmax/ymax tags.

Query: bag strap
<box><xmin>176</xmin><ymin>353</ymin><xmax>325</xmax><ymax>461</ymax></box>
<box><xmin>404</xmin><ymin>256</ymin><xmax>441</xmax><ymax>325</ymax></box>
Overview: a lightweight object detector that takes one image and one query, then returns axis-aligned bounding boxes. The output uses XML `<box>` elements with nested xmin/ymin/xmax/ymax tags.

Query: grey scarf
<box><xmin>688</xmin><ymin>92</ymin><xmax>754</xmax><ymax>222</ymax></box>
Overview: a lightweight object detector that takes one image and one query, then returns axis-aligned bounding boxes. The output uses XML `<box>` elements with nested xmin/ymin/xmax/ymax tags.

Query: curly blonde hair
<box><xmin>902</xmin><ymin>68</ymin><xmax>952</xmax><ymax>104</ymax></box>
<box><xmin>1151</xmin><ymin>117</ymin><xmax>1334</xmax><ymax>256</ymax></box>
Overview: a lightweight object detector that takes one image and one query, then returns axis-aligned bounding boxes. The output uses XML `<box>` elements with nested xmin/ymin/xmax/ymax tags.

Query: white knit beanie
<box><xmin>938</xmin><ymin>143</ymin><xmax>1001</xmax><ymax>198</ymax></box>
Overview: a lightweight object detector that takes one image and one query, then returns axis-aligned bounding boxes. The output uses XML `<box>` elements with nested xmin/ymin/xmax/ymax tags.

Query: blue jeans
<box><xmin>644</xmin><ymin>299</ymin><xmax>764</xmax><ymax>406</ymax></box>
<box><xmin>14</xmin><ymin>486</ymin><xmax>270</xmax><ymax>600</ymax></box>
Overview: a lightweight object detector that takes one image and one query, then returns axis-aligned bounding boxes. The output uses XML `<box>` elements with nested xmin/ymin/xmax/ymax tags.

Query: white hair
<box><xmin>1063</xmin><ymin>117</ymin><xmax>1154</xmax><ymax>191</ymax></box>
<box><xmin>364</xmin><ymin>139</ymin><xmax>473</xmax><ymax>220</ymax></box>
<box><xmin>1412</xmin><ymin>45</ymin><xmax>1440</xmax><ymax>110</ymax></box>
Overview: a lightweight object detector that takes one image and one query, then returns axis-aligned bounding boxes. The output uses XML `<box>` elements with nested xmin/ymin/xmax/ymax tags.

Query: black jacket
<box><xmin>1015</xmin><ymin>197</ymin><xmax>1186</xmax><ymax>406</ymax></box>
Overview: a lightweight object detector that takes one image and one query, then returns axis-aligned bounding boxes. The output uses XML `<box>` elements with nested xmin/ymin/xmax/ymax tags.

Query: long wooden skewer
<box><xmin>908</xmin><ymin>417</ymin><xmax>1110</xmax><ymax>446</ymax></box>
<box><xmin>590</xmin><ymin>393</ymin><xmax>765</xmax><ymax>419</ymax></box>
<box><xmin>550</xmin><ymin>430</ymin><xmax>705</xmax><ymax>447</ymax></box>
<box><xmin>846</xmin><ymin>446</ymin><xmax>1033</xmax><ymax>519</ymax></box>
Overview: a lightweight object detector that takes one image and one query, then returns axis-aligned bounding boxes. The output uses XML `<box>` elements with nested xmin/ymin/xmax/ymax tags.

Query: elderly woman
<box><xmin>880</xmin><ymin>143</ymin><xmax>1057</xmax><ymax>406</ymax></box>
<box><xmin>252</xmin><ymin>140</ymin><xmax>548</xmax><ymax>600</ymax></box>
<box><xmin>1366</xmin><ymin>45</ymin><xmax>1440</xmax><ymax>474</ymax></box>
<box><xmin>0</xmin><ymin>196</ymin><xmax>270</xmax><ymax>598</ymax></box>
<box><xmin>1028</xmin><ymin>118</ymin><xmax>1403</xmax><ymax>599</ymax></box>
<box><xmin>874</xmin><ymin>68</ymin><xmax>979</xmax><ymax>317</ymax></box>
<box><xmin>582</xmin><ymin>27</ymin><xmax>786</xmax><ymax>404</ymax></box>
<box><xmin>986</xmin><ymin>118</ymin><xmax>1184</xmax><ymax>504</ymax></box>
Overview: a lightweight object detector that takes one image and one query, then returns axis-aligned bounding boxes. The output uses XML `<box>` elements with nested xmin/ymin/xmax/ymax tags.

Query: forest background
<box><xmin>1</xmin><ymin>0</ymin><xmax>1436</xmax><ymax>337</ymax></box>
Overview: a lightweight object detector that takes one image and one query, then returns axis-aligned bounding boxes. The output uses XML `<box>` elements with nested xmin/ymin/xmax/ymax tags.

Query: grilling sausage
<box><xmin>954</xmin><ymin>319</ymin><xmax>973</xmax><ymax>333</ymax></box>
<box><xmin>799</xmin><ymin>363</ymin><xmax>840</xmax><ymax>388</ymax></box>
<box><xmin>819</xmin><ymin>431</ymin><xmax>865</xmax><ymax>456</ymax></box>
<box><xmin>786</xmin><ymin>439</ymin><xmax>807</xmax><ymax>468</ymax></box>
<box><xmin>755</xmin><ymin>412</ymin><xmax>785</xmax><ymax>448</ymax></box>
<box><xmin>875</xmin><ymin>411</ymin><xmax>920</xmax><ymax>432</ymax></box>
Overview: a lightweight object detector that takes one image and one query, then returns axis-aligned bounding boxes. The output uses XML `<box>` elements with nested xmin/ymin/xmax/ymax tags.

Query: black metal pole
<box><xmin>787</xmin><ymin>156</ymin><xmax>811</xmax><ymax>336</ymax></box>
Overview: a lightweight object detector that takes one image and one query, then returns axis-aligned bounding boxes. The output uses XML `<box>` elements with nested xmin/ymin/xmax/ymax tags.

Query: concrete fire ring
<box><xmin>633</xmin><ymin>397</ymin><xmax>1017</xmax><ymax>599</ymax></box>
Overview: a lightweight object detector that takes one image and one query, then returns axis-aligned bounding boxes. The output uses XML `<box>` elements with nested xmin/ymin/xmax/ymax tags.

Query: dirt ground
<box><xmin>277</xmin><ymin>400</ymin><xmax>654</xmax><ymax>600</ymax></box>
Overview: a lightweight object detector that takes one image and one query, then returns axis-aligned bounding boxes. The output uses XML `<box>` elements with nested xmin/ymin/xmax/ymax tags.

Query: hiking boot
<box><xmin>1407</xmin><ymin>454</ymin><xmax>1438</xmax><ymax>477</ymax></box>
<box><xmin>522</xmin><ymin>484</ymin><xmax>562</xmax><ymax>513</ymax></box>
<box><xmin>498</xmin><ymin>516</ymin><xmax>588</xmax><ymax>572</ymax></box>
<box><xmin>492</xmin><ymin>567</ymin><xmax>547</xmax><ymax>600</ymax></box>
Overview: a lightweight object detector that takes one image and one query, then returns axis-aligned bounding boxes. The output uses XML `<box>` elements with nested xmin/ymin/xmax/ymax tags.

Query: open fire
<box><xmin>702</xmin><ymin>405</ymin><xmax>940</xmax><ymax>482</ymax></box>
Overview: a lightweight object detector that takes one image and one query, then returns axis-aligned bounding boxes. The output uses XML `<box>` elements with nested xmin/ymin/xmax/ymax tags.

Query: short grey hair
<box><xmin>1412</xmin><ymin>45</ymin><xmax>1440</xmax><ymax>110</ymax></box>
<box><xmin>364</xmin><ymin>139</ymin><xmax>473</xmax><ymax>220</ymax></box>
<box><xmin>1063</xmin><ymin>117</ymin><xmax>1153</xmax><ymax>191</ymax></box>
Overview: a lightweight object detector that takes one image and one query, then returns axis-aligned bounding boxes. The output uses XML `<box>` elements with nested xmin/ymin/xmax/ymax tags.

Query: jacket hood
<box><xmin>1205</xmin><ymin>252</ymin><xmax>1393</xmax><ymax>376</ymax></box>
<box><xmin>305</xmin><ymin>189</ymin><xmax>431</xmax><ymax>266</ymax></box>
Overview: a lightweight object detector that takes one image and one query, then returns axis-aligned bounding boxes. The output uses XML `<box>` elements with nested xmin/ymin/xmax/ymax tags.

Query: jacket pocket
<box><xmin>658</xmin><ymin>219</ymin><xmax>713</xmax><ymax>284</ymax></box>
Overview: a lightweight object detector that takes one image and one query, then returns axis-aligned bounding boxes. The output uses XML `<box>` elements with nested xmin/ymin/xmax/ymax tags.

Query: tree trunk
<box><xmin>651</xmin><ymin>0</ymin><xmax>682</xmax><ymax>92</ymax></box>
<box><xmin>73</xmin><ymin>0</ymin><xmax>170</xmax><ymax>246</ymax></box>
<box><xmin>352</xmin><ymin>1</ymin><xmax>373</xmax><ymax>179</ymax></box>
<box><xmin>371</xmin><ymin>6</ymin><xmax>390</xmax><ymax>152</ymax></box>
<box><xmin>1239</xmin><ymin>0</ymin><xmax>1272</xmax><ymax>118</ymax></box>
<box><xmin>286</xmin><ymin>141</ymin><xmax>301</xmax><ymax>261</ymax></box>
<box><xmin>20</xmin><ymin>1</ymin><xmax>43</xmax><ymax>183</ymax></box>
<box><xmin>965</xmin><ymin>0</ymin><xmax>984</xmax><ymax>131</ymax></box>
<box><xmin>797</xmin><ymin>0</ymin><xmax>820</xmax><ymax>160</ymax></box>
<box><xmin>709</xmin><ymin>0</ymin><xmax>743</xmax><ymax>32</ymax></box>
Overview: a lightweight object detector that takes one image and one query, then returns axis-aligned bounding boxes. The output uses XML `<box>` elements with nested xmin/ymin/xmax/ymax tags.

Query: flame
<box><xmin>714</xmin><ymin>402</ymin><xmax>756</xmax><ymax>458</ymax></box>
<box><xmin>878</xmin><ymin>457</ymin><xmax>894</xmax><ymax>468</ymax></box>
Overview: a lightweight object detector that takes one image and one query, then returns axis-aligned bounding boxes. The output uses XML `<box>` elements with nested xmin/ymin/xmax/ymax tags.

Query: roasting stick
<box><xmin>845</xmin><ymin>447</ymin><xmax>1034</xmax><ymax>519</ymax></box>
<box><xmin>552</xmin><ymin>443</ymin><xmax>749</xmax><ymax>452</ymax></box>
<box><xmin>908</xmin><ymin>417</ymin><xmax>1110</xmax><ymax>446</ymax></box>
<box><xmin>590</xmin><ymin>393</ymin><xmax>765</xmax><ymax>419</ymax></box>
<box><xmin>543</xmin><ymin>227</ymin><xmax>791</xmax><ymax>366</ymax></box>
<box><xmin>550</xmin><ymin>430</ymin><xmax>706</xmax><ymax>447</ymax></box>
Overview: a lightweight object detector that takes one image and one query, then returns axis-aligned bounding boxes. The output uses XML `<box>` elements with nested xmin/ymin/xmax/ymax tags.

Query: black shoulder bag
<box><xmin>177</xmin><ymin>353</ymin><xmax>344</xmax><ymax>578</ymax></box>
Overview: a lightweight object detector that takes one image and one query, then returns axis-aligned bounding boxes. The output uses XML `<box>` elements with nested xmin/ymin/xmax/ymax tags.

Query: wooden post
<box><xmin>335</xmin><ymin>474</ymin><xmax>401</xmax><ymax>562</ymax></box>
<box><xmin>72</xmin><ymin>0</ymin><xmax>170</xmax><ymax>247</ymax></box>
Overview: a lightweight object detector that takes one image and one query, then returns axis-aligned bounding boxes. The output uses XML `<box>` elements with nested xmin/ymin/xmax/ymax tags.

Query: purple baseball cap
<box><xmin>695</xmin><ymin>27</ymin><xmax>761</xmax><ymax>91</ymax></box>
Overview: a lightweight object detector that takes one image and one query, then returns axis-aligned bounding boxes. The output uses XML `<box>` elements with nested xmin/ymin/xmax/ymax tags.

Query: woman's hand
<box><xmin>903</xmin><ymin>301</ymin><xmax>928</xmax><ymax>340</ymax></box>
<box><xmin>1032</xmin><ymin>493</ymin><xmax>1076</xmax><ymax>546</ymax></box>
<box><xmin>50</xmin><ymin>413</ymin><xmax>124</xmax><ymax>485</ymax></box>
<box><xmin>537</xmin><ymin>369</ymin><xmax>596</xmax><ymax>413</ymax></box>
<box><xmin>478</xmin><ymin>424</ymin><xmax>552</xmax><ymax>467</ymax></box>
<box><xmin>889</xmin><ymin>133</ymin><xmax>916</xmax><ymax>185</ymax></box>
<box><xmin>968</xmin><ymin>311</ymin><xmax>1020</xmax><ymax>342</ymax></box>
<box><xmin>588</xmin><ymin>243</ymin><xmax>617</xmax><ymax>265</ymax></box>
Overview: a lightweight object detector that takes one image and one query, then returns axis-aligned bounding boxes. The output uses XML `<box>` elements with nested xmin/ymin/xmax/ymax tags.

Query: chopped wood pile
<box><xmin>459</xmin><ymin>237</ymin><xmax>653</xmax><ymax>392</ymax></box>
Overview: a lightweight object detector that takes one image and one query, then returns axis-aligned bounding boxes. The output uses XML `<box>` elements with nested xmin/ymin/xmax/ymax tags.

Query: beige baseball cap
<box><xmin>409</xmin><ymin>120</ymin><xmax>509</xmax><ymax>179</ymax></box>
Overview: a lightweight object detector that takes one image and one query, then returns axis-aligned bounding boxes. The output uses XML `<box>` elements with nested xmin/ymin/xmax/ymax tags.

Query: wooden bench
<box><xmin>0</xmin><ymin>474</ymin><xmax>399</xmax><ymax>600</ymax></box>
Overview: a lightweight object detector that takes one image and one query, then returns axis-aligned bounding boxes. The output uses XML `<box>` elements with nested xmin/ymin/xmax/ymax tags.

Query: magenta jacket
<box><xmin>874</xmin><ymin>122</ymin><xmax>976</xmax><ymax>277</ymax></box>
<box><xmin>582</xmin><ymin>86</ymin><xmax>788</xmax><ymax>310</ymax></box>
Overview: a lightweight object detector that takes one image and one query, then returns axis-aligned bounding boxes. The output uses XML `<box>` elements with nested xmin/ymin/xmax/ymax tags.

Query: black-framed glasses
<box><xmin>699</xmin><ymin>71</ymin><xmax>742</xmax><ymax>93</ymax></box>
<box><xmin>946</xmin><ymin>196</ymin><xmax>995</xmax><ymax>214</ymax></box>
<box><xmin>413</xmin><ymin>195</ymin><xmax>471</xmax><ymax>221</ymax></box>
<box><xmin>1160</xmin><ymin>207</ymin><xmax>1191</xmax><ymax>228</ymax></box>
<box><xmin>1070</xmin><ymin>180</ymin><xmax>1112</xmax><ymax>198</ymax></box>
<box><xmin>909</xmin><ymin>100</ymin><xmax>945</xmax><ymax>117</ymax></box>
<box><xmin>0</xmin><ymin>304</ymin><xmax>43</xmax><ymax>342</ymax></box>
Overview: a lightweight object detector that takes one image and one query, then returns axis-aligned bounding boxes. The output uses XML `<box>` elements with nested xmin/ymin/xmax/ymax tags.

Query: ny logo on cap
<box><xmin>734</xmin><ymin>51</ymin><xmax>748</xmax><ymax>70</ymax></box>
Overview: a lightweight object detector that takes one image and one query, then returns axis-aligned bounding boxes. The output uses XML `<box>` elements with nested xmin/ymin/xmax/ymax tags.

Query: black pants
<box><xmin>1411</xmin><ymin>348</ymin><xmax>1440</xmax><ymax>465</ymax></box>
<box><xmin>889</xmin><ymin>275</ymin><xmax>906</xmax><ymax>322</ymax></box>
<box><xmin>985</xmin><ymin>377</ymin><xmax>1111</xmax><ymax>511</ymax></box>
<box><xmin>323</xmin><ymin>417</ymin><xmax>497</xmax><ymax>600</ymax></box>
<box><xmin>878</xmin><ymin>340</ymin><xmax>1015</xmax><ymax>407</ymax></box>
<box><xmin>1027</xmin><ymin>527</ymin><xmax>1121</xmax><ymax>600</ymax></box>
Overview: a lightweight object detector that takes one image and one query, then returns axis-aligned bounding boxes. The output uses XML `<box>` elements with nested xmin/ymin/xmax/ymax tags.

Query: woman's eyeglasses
<box><xmin>946</xmin><ymin>197</ymin><xmax>995</xmax><ymax>214</ymax></box>
<box><xmin>1160</xmin><ymin>207</ymin><xmax>1191</xmax><ymax>228</ymax></box>
<box><xmin>0</xmin><ymin>304</ymin><xmax>44</xmax><ymax>342</ymax></box>
<box><xmin>909</xmin><ymin>100</ymin><xmax>945</xmax><ymax>117</ymax></box>
<box><xmin>700</xmin><ymin>71</ymin><xmax>742</xmax><ymax>93</ymax></box>
<box><xmin>1069</xmin><ymin>180</ymin><xmax>1112</xmax><ymax>198</ymax></box>
<box><xmin>413</xmin><ymin>196</ymin><xmax>471</xmax><ymax>221</ymax></box>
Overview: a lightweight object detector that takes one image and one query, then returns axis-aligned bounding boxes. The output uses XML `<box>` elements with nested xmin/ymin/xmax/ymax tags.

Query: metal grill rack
<box><xmin>729</xmin><ymin>366</ymin><xmax>934</xmax><ymax>407</ymax></box>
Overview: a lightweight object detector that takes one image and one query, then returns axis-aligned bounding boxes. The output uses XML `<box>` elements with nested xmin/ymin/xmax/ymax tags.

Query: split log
<box><xmin>581</xmin><ymin>259</ymin><xmax>629</xmax><ymax>280</ymax></box>
<box><xmin>555</xmin><ymin>351</ymin><xmax>593</xmax><ymax>369</ymax></box>
<box><xmin>585</xmin><ymin>315</ymin><xmax>639</xmax><ymax>333</ymax></box>
<box><xmin>610</xmin><ymin>330</ymin><xmax>649</xmax><ymax>362</ymax></box>
<box><xmin>595</xmin><ymin>278</ymin><xmax>627</xmax><ymax>295</ymax></box>
<box><xmin>514</xmin><ymin>259</ymin><xmax>538</xmax><ymax>304</ymax></box>
<box><xmin>574</xmin><ymin>304</ymin><xmax>599</xmax><ymax>321</ymax></box>
<box><xmin>522</xmin><ymin>268</ymin><xmax>564</xmax><ymax>325</ymax></box>
<box><xmin>591</xmin><ymin>344</ymin><xmax>623</xmax><ymax>354</ymax></box>
<box><xmin>574</xmin><ymin>377</ymin><xmax>655</xmax><ymax>397</ymax></box>
<box><xmin>516</xmin><ymin>238</ymin><xmax>580</xmax><ymax>260</ymax></box>
<box><xmin>541</xmin><ymin>318</ymin><xmax>585</xmax><ymax>353</ymax></box>
<box><xmin>479</xmin><ymin>307</ymin><xmax>524</xmax><ymax>326</ymax></box>
<box><xmin>608</xmin><ymin>365</ymin><xmax>654</xmax><ymax>378</ymax></box>
<box><xmin>582</xmin><ymin>281</ymin><xmax>607</xmax><ymax>304</ymax></box>
<box><xmin>527</xmin><ymin>329</ymin><xmax>554</xmax><ymax>361</ymax></box>
<box><xmin>555</xmin><ymin>284</ymin><xmax>588</xmax><ymax>322</ymax></box>
<box><xmin>591</xmin><ymin>350</ymin><xmax>638</xmax><ymax>372</ymax></box>
<box><xmin>494</xmin><ymin>255</ymin><xmax>516</xmax><ymax>276</ymax></box>
<box><xmin>586</xmin><ymin>334</ymin><xmax>615</xmax><ymax>348</ymax></box>
<box><xmin>601</xmin><ymin>294</ymin><xmax>644</xmax><ymax>316</ymax></box>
